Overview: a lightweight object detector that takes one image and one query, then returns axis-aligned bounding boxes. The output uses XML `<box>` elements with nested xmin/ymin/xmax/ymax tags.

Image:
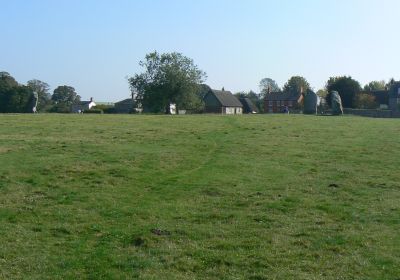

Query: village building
<box><xmin>389</xmin><ymin>83</ymin><xmax>400</xmax><ymax>111</ymax></box>
<box><xmin>114</xmin><ymin>98</ymin><xmax>134</xmax><ymax>113</ymax></box>
<box><xmin>71</xmin><ymin>97</ymin><xmax>96</xmax><ymax>113</ymax></box>
<box><xmin>203</xmin><ymin>89</ymin><xmax>243</xmax><ymax>114</ymax></box>
<box><xmin>358</xmin><ymin>82</ymin><xmax>400</xmax><ymax>110</ymax></box>
<box><xmin>239</xmin><ymin>97</ymin><xmax>259</xmax><ymax>114</ymax></box>
<box><xmin>169</xmin><ymin>103</ymin><xmax>177</xmax><ymax>114</ymax></box>
<box><xmin>264</xmin><ymin>92</ymin><xmax>303</xmax><ymax>113</ymax></box>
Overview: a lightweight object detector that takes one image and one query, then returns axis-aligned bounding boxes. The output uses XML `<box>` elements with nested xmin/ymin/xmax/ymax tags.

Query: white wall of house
<box><xmin>224</xmin><ymin>107</ymin><xmax>242</xmax><ymax>115</ymax></box>
<box><xmin>170</xmin><ymin>103</ymin><xmax>176</xmax><ymax>114</ymax></box>
<box><xmin>225</xmin><ymin>107</ymin><xmax>234</xmax><ymax>114</ymax></box>
<box><xmin>88</xmin><ymin>101</ymin><xmax>96</xmax><ymax>110</ymax></box>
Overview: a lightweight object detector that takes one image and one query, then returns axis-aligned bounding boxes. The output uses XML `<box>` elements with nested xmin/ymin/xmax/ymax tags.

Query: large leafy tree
<box><xmin>316</xmin><ymin>89</ymin><xmax>328</xmax><ymax>99</ymax></box>
<box><xmin>27</xmin><ymin>79</ymin><xmax>51</xmax><ymax>111</ymax></box>
<box><xmin>326</xmin><ymin>76</ymin><xmax>361</xmax><ymax>108</ymax></box>
<box><xmin>363</xmin><ymin>80</ymin><xmax>386</xmax><ymax>91</ymax></box>
<box><xmin>354</xmin><ymin>93</ymin><xmax>378</xmax><ymax>109</ymax></box>
<box><xmin>0</xmin><ymin>72</ymin><xmax>18</xmax><ymax>91</ymax></box>
<box><xmin>0</xmin><ymin>72</ymin><xmax>34</xmax><ymax>113</ymax></box>
<box><xmin>0</xmin><ymin>86</ymin><xmax>34</xmax><ymax>113</ymax></box>
<box><xmin>259</xmin><ymin>78</ymin><xmax>280</xmax><ymax>95</ymax></box>
<box><xmin>0</xmin><ymin>72</ymin><xmax>17</xmax><ymax>112</ymax></box>
<box><xmin>283</xmin><ymin>76</ymin><xmax>310</xmax><ymax>95</ymax></box>
<box><xmin>386</xmin><ymin>78</ymin><xmax>396</xmax><ymax>89</ymax></box>
<box><xmin>51</xmin><ymin>86</ymin><xmax>81</xmax><ymax>113</ymax></box>
<box><xmin>128</xmin><ymin>52</ymin><xmax>206</xmax><ymax>114</ymax></box>
<box><xmin>235</xmin><ymin>90</ymin><xmax>263</xmax><ymax>112</ymax></box>
<box><xmin>197</xmin><ymin>84</ymin><xmax>212</xmax><ymax>100</ymax></box>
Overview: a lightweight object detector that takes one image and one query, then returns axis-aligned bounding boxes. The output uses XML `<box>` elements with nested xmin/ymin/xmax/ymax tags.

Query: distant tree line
<box><xmin>1</xmin><ymin>51</ymin><xmax>398</xmax><ymax>114</ymax></box>
<box><xmin>129</xmin><ymin>59</ymin><xmax>395</xmax><ymax>112</ymax></box>
<box><xmin>0</xmin><ymin>72</ymin><xmax>80</xmax><ymax>113</ymax></box>
<box><xmin>243</xmin><ymin>75</ymin><xmax>397</xmax><ymax>112</ymax></box>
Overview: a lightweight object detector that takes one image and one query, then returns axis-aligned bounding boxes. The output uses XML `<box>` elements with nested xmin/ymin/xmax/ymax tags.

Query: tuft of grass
<box><xmin>0</xmin><ymin>114</ymin><xmax>399</xmax><ymax>279</ymax></box>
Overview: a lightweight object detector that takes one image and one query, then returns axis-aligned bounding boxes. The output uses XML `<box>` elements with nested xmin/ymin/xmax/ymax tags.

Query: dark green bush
<box><xmin>84</xmin><ymin>109</ymin><xmax>103</xmax><ymax>114</ymax></box>
<box><xmin>103</xmin><ymin>107</ymin><xmax>116</xmax><ymax>114</ymax></box>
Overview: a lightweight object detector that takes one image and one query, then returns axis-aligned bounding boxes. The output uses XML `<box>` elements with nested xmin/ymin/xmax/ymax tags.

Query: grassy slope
<box><xmin>0</xmin><ymin>114</ymin><xmax>399</xmax><ymax>279</ymax></box>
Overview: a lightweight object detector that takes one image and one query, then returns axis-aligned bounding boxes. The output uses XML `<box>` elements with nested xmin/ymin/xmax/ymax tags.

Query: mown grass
<box><xmin>0</xmin><ymin>114</ymin><xmax>399</xmax><ymax>279</ymax></box>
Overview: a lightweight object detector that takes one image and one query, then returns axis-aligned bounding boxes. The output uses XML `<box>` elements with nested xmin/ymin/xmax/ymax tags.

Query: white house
<box><xmin>71</xmin><ymin>98</ymin><xmax>96</xmax><ymax>113</ymax></box>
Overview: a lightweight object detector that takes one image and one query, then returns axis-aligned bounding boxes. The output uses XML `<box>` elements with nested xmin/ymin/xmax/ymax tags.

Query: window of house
<box><xmin>288</xmin><ymin>101</ymin><xmax>293</xmax><ymax>107</ymax></box>
<box><xmin>269</xmin><ymin>101</ymin><xmax>273</xmax><ymax>107</ymax></box>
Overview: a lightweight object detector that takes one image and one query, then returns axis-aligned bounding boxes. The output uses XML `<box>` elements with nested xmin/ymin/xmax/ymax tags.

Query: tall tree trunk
<box><xmin>165</xmin><ymin>103</ymin><xmax>171</xmax><ymax>114</ymax></box>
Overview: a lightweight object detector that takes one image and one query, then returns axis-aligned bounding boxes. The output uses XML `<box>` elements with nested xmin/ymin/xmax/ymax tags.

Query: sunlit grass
<box><xmin>0</xmin><ymin>114</ymin><xmax>399</xmax><ymax>279</ymax></box>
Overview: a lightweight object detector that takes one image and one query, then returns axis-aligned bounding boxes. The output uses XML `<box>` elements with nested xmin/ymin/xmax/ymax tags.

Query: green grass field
<box><xmin>0</xmin><ymin>114</ymin><xmax>399</xmax><ymax>279</ymax></box>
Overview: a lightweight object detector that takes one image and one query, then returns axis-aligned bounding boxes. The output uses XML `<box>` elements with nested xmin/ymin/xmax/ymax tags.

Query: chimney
<box><xmin>222</xmin><ymin>87</ymin><xmax>225</xmax><ymax>91</ymax></box>
<box><xmin>90</xmin><ymin>97</ymin><xmax>93</xmax><ymax>102</ymax></box>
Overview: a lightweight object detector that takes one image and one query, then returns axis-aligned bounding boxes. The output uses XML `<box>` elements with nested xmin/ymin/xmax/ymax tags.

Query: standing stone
<box><xmin>32</xmin><ymin>92</ymin><xmax>39</xmax><ymax>113</ymax></box>
<box><xmin>303</xmin><ymin>90</ymin><xmax>318</xmax><ymax>114</ymax></box>
<box><xmin>331</xmin><ymin>91</ymin><xmax>343</xmax><ymax>115</ymax></box>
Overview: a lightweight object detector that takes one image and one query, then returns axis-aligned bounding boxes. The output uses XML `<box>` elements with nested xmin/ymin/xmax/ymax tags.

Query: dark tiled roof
<box><xmin>264</xmin><ymin>92</ymin><xmax>302</xmax><ymax>101</ymax></box>
<box><xmin>239</xmin><ymin>97</ymin><xmax>258</xmax><ymax>113</ymax></box>
<box><xmin>72</xmin><ymin>101</ymin><xmax>92</xmax><ymax>107</ymax></box>
<box><xmin>115</xmin><ymin>98</ymin><xmax>133</xmax><ymax>105</ymax></box>
<box><xmin>212</xmin><ymin>90</ymin><xmax>243</xmax><ymax>107</ymax></box>
<box><xmin>79</xmin><ymin>101</ymin><xmax>91</xmax><ymax>105</ymax></box>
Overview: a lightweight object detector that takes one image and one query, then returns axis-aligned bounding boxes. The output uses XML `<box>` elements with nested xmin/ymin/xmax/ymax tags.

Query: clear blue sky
<box><xmin>1</xmin><ymin>0</ymin><xmax>399</xmax><ymax>101</ymax></box>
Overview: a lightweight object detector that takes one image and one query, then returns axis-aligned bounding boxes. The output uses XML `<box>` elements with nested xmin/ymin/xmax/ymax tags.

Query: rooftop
<box><xmin>264</xmin><ymin>92</ymin><xmax>302</xmax><ymax>101</ymax></box>
<box><xmin>211</xmin><ymin>90</ymin><xmax>243</xmax><ymax>107</ymax></box>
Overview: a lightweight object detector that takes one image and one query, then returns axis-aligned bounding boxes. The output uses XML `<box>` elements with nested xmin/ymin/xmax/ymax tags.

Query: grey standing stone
<box><xmin>331</xmin><ymin>91</ymin><xmax>343</xmax><ymax>115</ymax></box>
<box><xmin>32</xmin><ymin>92</ymin><xmax>39</xmax><ymax>113</ymax></box>
<box><xmin>303</xmin><ymin>90</ymin><xmax>318</xmax><ymax>115</ymax></box>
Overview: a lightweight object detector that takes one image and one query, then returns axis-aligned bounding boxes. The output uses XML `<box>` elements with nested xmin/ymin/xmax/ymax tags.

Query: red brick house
<box><xmin>264</xmin><ymin>92</ymin><xmax>303</xmax><ymax>113</ymax></box>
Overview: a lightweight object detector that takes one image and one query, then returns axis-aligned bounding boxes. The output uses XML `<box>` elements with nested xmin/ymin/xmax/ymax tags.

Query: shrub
<box><xmin>49</xmin><ymin>103</ymin><xmax>71</xmax><ymax>113</ymax></box>
<box><xmin>84</xmin><ymin>109</ymin><xmax>103</xmax><ymax>114</ymax></box>
<box><xmin>103</xmin><ymin>107</ymin><xmax>116</xmax><ymax>114</ymax></box>
<box><xmin>354</xmin><ymin>93</ymin><xmax>378</xmax><ymax>109</ymax></box>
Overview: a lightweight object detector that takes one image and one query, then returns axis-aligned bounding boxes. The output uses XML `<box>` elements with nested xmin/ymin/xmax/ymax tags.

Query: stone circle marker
<box><xmin>303</xmin><ymin>89</ymin><xmax>318</xmax><ymax>115</ymax></box>
<box><xmin>331</xmin><ymin>91</ymin><xmax>343</xmax><ymax>115</ymax></box>
<box><xmin>32</xmin><ymin>92</ymin><xmax>39</xmax><ymax>113</ymax></box>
